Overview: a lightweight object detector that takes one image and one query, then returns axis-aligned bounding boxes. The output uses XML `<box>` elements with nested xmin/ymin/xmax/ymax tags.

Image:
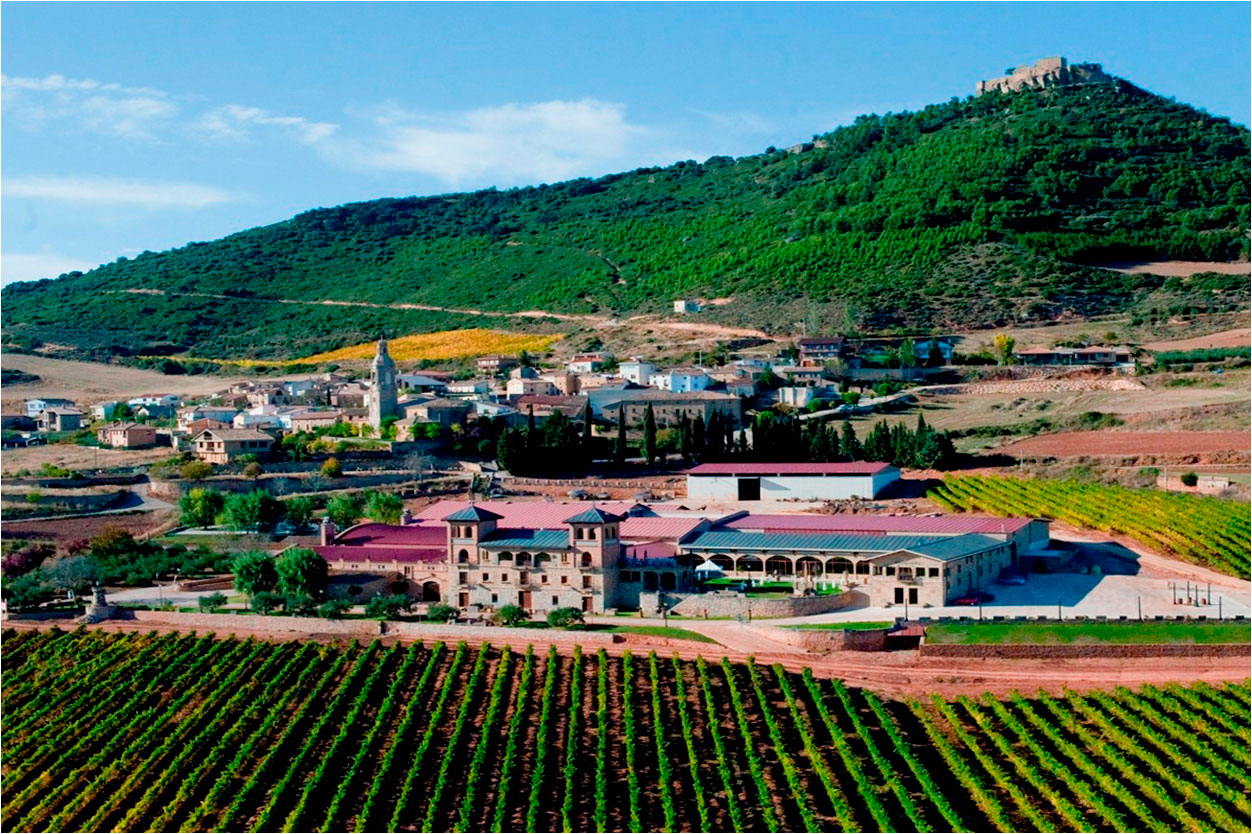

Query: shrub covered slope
<box><xmin>3</xmin><ymin>79</ymin><xmax>1248</xmax><ymax>358</ymax></box>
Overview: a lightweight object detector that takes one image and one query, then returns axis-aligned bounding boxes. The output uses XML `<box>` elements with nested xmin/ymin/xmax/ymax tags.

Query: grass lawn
<box><xmin>926</xmin><ymin>620</ymin><xmax>1252</xmax><ymax>645</ymax></box>
<box><xmin>794</xmin><ymin>621</ymin><xmax>895</xmax><ymax>631</ymax></box>
<box><xmin>603</xmin><ymin>625</ymin><xmax>719</xmax><ymax>644</ymax></box>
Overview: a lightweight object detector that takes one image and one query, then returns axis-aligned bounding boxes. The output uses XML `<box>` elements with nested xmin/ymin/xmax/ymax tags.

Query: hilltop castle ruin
<box><xmin>976</xmin><ymin>56</ymin><xmax>1114</xmax><ymax>96</ymax></box>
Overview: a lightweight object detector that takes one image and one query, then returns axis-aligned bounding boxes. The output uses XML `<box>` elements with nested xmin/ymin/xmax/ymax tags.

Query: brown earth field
<box><xmin>1001</xmin><ymin>430</ymin><xmax>1251</xmax><ymax>459</ymax></box>
<box><xmin>1142</xmin><ymin>327</ymin><xmax>1252</xmax><ymax>352</ymax></box>
<box><xmin>5</xmin><ymin>618</ymin><xmax>1247</xmax><ymax>698</ymax></box>
<box><xmin>1</xmin><ymin>354</ymin><xmax>251</xmax><ymax>408</ymax></box>
<box><xmin>0</xmin><ymin>511</ymin><xmax>172</xmax><ymax>544</ymax></box>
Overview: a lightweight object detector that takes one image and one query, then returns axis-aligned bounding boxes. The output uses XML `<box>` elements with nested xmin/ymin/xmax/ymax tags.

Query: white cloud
<box><xmin>194</xmin><ymin>104</ymin><xmax>338</xmax><ymax>144</ymax></box>
<box><xmin>1</xmin><ymin>250</ymin><xmax>97</xmax><ymax>286</ymax></box>
<box><xmin>4</xmin><ymin>175</ymin><xmax>240</xmax><ymax>209</ymax></box>
<box><xmin>2</xmin><ymin>73</ymin><xmax>177</xmax><ymax>139</ymax></box>
<box><xmin>332</xmin><ymin>98</ymin><xmax>658</xmax><ymax>186</ymax></box>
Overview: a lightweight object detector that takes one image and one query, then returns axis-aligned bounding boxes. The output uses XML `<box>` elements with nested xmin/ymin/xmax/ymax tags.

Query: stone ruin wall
<box><xmin>977</xmin><ymin>56</ymin><xmax>1114</xmax><ymax>96</ymax></box>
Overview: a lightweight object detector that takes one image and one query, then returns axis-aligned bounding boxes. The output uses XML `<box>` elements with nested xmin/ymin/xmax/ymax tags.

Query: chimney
<box><xmin>400</xmin><ymin>508</ymin><xmax>413</xmax><ymax>525</ymax></box>
<box><xmin>320</xmin><ymin>517</ymin><xmax>337</xmax><ymax>546</ymax></box>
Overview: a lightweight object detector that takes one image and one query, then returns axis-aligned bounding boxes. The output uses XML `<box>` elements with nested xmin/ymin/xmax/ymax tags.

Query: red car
<box><xmin>951</xmin><ymin>592</ymin><xmax>995</xmax><ymax>605</ymax></box>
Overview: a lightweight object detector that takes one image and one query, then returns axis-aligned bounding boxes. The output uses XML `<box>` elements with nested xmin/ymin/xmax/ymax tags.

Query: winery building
<box><xmin>314</xmin><ymin>500</ymin><xmax>1048</xmax><ymax>614</ymax></box>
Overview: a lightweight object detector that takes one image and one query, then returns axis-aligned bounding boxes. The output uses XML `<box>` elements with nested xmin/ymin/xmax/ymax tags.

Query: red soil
<box><xmin>1003</xmin><ymin>430</ymin><xmax>1250</xmax><ymax>458</ymax></box>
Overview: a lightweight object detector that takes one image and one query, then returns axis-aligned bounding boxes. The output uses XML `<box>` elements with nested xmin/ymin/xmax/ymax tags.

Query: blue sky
<box><xmin>3</xmin><ymin>2</ymin><xmax>1249</xmax><ymax>286</ymax></box>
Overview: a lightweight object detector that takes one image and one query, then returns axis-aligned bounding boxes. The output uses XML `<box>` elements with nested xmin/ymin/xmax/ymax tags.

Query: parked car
<box><xmin>951</xmin><ymin>591</ymin><xmax>996</xmax><ymax>605</ymax></box>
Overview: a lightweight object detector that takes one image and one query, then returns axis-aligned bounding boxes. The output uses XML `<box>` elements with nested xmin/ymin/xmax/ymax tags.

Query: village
<box><xmin>6</xmin><ymin>323</ymin><xmax>1238</xmax><ymax>640</ymax></box>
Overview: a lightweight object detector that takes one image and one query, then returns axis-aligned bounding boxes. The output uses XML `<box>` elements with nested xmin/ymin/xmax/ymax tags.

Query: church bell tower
<box><xmin>368</xmin><ymin>337</ymin><xmax>398</xmax><ymax>431</ymax></box>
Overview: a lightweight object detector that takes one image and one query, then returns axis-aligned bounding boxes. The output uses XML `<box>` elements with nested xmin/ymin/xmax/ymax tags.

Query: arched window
<box><xmin>825</xmin><ymin>557</ymin><xmax>852</xmax><ymax>574</ymax></box>
<box><xmin>796</xmin><ymin>556</ymin><xmax>823</xmax><ymax>576</ymax></box>
<box><xmin>737</xmin><ymin>555</ymin><xmax>762</xmax><ymax>573</ymax></box>
<box><xmin>710</xmin><ymin>554</ymin><xmax>734</xmax><ymax>571</ymax></box>
<box><xmin>581</xmin><ymin>552</ymin><xmax>593</xmax><ymax>568</ymax></box>
<box><xmin>765</xmin><ymin>556</ymin><xmax>793</xmax><ymax>576</ymax></box>
<box><xmin>457</xmin><ymin>549</ymin><xmax>469</xmax><ymax>564</ymax></box>
<box><xmin>535</xmin><ymin>552</ymin><xmax>551</xmax><ymax>566</ymax></box>
<box><xmin>587</xmin><ymin>528</ymin><xmax>597</xmax><ymax>540</ymax></box>
<box><xmin>499</xmin><ymin>551</ymin><xmax>514</xmax><ymax>563</ymax></box>
<box><xmin>516</xmin><ymin>553</ymin><xmax>530</xmax><ymax>566</ymax></box>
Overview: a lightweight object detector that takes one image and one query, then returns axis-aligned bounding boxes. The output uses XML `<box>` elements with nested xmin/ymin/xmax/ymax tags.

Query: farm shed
<box><xmin>686</xmin><ymin>462</ymin><xmax>900</xmax><ymax>501</ymax></box>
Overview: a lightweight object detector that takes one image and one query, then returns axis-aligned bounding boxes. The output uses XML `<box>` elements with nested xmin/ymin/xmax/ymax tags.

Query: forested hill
<box><xmin>4</xmin><ymin>78</ymin><xmax>1249</xmax><ymax>360</ymax></box>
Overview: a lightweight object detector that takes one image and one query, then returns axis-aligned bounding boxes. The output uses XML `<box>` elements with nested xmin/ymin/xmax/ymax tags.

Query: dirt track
<box><xmin>1003</xmin><ymin>430</ymin><xmax>1251</xmax><ymax>458</ymax></box>
<box><xmin>8</xmin><ymin>618</ymin><xmax>1246</xmax><ymax>699</ymax></box>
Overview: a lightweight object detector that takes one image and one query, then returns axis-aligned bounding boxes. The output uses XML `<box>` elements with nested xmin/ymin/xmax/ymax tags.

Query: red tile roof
<box><xmin>687</xmin><ymin>462</ymin><xmax>894</xmax><ymax>476</ymax></box>
<box><xmin>317</xmin><ymin>521</ymin><xmax>447</xmax><ymax>565</ymax></box>
<box><xmin>722</xmin><ymin>514</ymin><xmax>1035</xmax><ymax>535</ymax></box>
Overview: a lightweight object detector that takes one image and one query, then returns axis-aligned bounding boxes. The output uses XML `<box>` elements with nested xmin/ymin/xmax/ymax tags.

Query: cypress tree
<box><xmin>839</xmin><ymin>421</ymin><xmax>863</xmax><ymax>461</ymax></box>
<box><xmin>692</xmin><ymin>414</ymin><xmax>706</xmax><ymax>459</ymax></box>
<box><xmin>643</xmin><ymin>404</ymin><xmax>657</xmax><ymax>465</ymax></box>
<box><xmin>614</xmin><ymin>410</ymin><xmax>627</xmax><ymax>465</ymax></box>
<box><xmin>864</xmin><ymin>420</ymin><xmax>892</xmax><ymax>461</ymax></box>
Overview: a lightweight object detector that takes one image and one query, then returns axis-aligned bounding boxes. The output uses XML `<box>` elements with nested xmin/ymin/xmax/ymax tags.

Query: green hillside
<box><xmin>3</xmin><ymin>78</ymin><xmax>1248</xmax><ymax>360</ymax></box>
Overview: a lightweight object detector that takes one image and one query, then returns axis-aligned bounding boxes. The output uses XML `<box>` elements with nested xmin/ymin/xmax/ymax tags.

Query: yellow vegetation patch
<box><xmin>299</xmin><ymin>328</ymin><xmax>564</xmax><ymax>364</ymax></box>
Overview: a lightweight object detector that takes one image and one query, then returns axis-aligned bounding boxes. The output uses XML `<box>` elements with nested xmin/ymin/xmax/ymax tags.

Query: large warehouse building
<box><xmin>314</xmin><ymin>500</ymin><xmax>1048</xmax><ymax>613</ymax></box>
<box><xmin>686</xmin><ymin>462</ymin><xmax>900</xmax><ymax>501</ymax></box>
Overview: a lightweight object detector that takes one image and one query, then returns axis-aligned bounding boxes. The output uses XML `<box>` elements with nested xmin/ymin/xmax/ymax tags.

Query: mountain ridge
<box><xmin>3</xmin><ymin>76</ymin><xmax>1249</xmax><ymax>360</ymax></box>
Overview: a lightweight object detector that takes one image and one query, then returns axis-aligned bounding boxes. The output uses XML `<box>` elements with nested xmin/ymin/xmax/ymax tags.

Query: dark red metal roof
<box><xmin>688</xmin><ymin>462</ymin><xmax>894</xmax><ymax>476</ymax></box>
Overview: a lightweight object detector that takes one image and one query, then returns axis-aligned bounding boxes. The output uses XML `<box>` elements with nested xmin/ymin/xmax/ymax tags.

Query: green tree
<box><xmin>179</xmin><ymin>460</ymin><xmax>212</xmax><ymax>481</ymax></box>
<box><xmin>275</xmin><ymin>547</ymin><xmax>327</xmax><ymax>602</ymax></box>
<box><xmin>197</xmin><ymin>591</ymin><xmax>228</xmax><ymax>613</ymax></box>
<box><xmin>219</xmin><ymin>489</ymin><xmax>282</xmax><ymax>533</ymax></box>
<box><xmin>251</xmin><ymin>590</ymin><xmax>284</xmax><ymax>614</ymax></box>
<box><xmin>427</xmin><ymin>602</ymin><xmax>460</xmax><ymax>622</ymax></box>
<box><xmin>993</xmin><ymin>333</ymin><xmax>1017</xmax><ymax>365</ymax></box>
<box><xmin>242</xmin><ymin>461</ymin><xmax>264</xmax><ymax>479</ymax></box>
<box><xmin>496</xmin><ymin>427</ymin><xmax>528</xmax><ymax>474</ymax></box>
<box><xmin>321</xmin><ymin>457</ymin><xmax>343</xmax><ymax>478</ymax></box>
<box><xmin>546</xmin><ymin>607</ymin><xmax>585</xmax><ymax>629</ymax></box>
<box><xmin>643</xmin><ymin>404</ymin><xmax>658</xmax><ymax>464</ymax></box>
<box><xmin>232</xmin><ymin>551</ymin><xmax>278</xmax><ymax>599</ymax></box>
<box><xmin>897</xmin><ymin>340</ymin><xmax>919</xmax><ymax>368</ymax></box>
<box><xmin>364</xmin><ymin>490</ymin><xmax>404</xmax><ymax>525</ymax></box>
<box><xmin>179</xmin><ymin>488</ymin><xmax>224</xmax><ymax>528</ymax></box>
<box><xmin>44</xmin><ymin>555</ymin><xmax>100</xmax><ymax>596</ymax></box>
<box><xmin>838</xmin><ymin>421</ymin><xmax>863</xmax><ymax>460</ymax></box>
<box><xmin>863</xmin><ymin>420</ymin><xmax>893</xmax><ymax>462</ymax></box>
<box><xmin>614</xmin><ymin>414</ymin><xmax>628</xmax><ymax>465</ymax></box>
<box><xmin>2</xmin><ymin>571</ymin><xmax>52</xmax><ymax>611</ymax></box>
<box><xmin>283</xmin><ymin>495</ymin><xmax>314</xmax><ymax>528</ymax></box>
<box><xmin>325</xmin><ymin>492</ymin><xmax>364</xmax><ymax>529</ymax></box>
<box><xmin>365</xmin><ymin>593</ymin><xmax>412</xmax><ymax>619</ymax></box>
<box><xmin>318</xmin><ymin>598</ymin><xmax>353</xmax><ymax>619</ymax></box>
<box><xmin>112</xmin><ymin>402</ymin><xmax>135</xmax><ymax>421</ymax></box>
<box><xmin>492</xmin><ymin>604</ymin><xmax>528</xmax><ymax>626</ymax></box>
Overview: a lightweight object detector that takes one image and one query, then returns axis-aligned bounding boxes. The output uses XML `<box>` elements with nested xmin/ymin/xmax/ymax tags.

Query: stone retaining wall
<box><xmin>921</xmin><ymin>642</ymin><xmax>1250</xmax><ymax>658</ymax></box>
<box><xmin>761</xmin><ymin>625</ymin><xmax>890</xmax><ymax>652</ymax></box>
<box><xmin>667</xmin><ymin>591</ymin><xmax>854</xmax><ymax>619</ymax></box>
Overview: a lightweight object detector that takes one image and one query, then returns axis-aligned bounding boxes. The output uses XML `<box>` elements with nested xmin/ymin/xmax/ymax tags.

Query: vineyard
<box><xmin>930</xmin><ymin>475</ymin><xmax>1252</xmax><ymax>580</ymax></box>
<box><xmin>3</xmin><ymin>628</ymin><xmax>1250</xmax><ymax>833</ymax></box>
<box><xmin>297</xmin><ymin>328</ymin><xmax>564</xmax><ymax>364</ymax></box>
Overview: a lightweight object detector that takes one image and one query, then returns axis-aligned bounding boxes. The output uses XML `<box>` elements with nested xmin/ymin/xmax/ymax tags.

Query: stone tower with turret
<box><xmin>368</xmin><ymin>337</ymin><xmax>398</xmax><ymax>431</ymax></box>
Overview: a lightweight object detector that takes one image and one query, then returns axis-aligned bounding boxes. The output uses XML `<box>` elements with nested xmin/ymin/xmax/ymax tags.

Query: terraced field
<box><xmin>2</xmin><ymin>628</ymin><xmax>1249</xmax><ymax>833</ymax></box>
